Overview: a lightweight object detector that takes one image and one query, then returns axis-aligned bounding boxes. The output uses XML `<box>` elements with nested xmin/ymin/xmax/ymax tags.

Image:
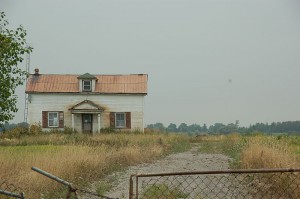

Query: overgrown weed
<box><xmin>192</xmin><ymin>133</ymin><xmax>300</xmax><ymax>197</ymax></box>
<box><xmin>0</xmin><ymin>132</ymin><xmax>190</xmax><ymax>198</ymax></box>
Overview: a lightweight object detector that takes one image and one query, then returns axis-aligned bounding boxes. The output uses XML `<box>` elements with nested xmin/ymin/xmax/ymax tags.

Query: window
<box><xmin>82</xmin><ymin>80</ymin><xmax>92</xmax><ymax>91</ymax></box>
<box><xmin>42</xmin><ymin>111</ymin><xmax>64</xmax><ymax>128</ymax></box>
<box><xmin>115</xmin><ymin>113</ymin><xmax>126</xmax><ymax>128</ymax></box>
<box><xmin>48</xmin><ymin>112</ymin><xmax>58</xmax><ymax>127</ymax></box>
<box><xmin>110</xmin><ymin>112</ymin><xmax>131</xmax><ymax>129</ymax></box>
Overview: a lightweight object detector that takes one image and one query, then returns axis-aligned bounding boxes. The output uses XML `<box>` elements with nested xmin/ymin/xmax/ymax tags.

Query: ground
<box><xmin>94</xmin><ymin>144</ymin><xmax>230</xmax><ymax>198</ymax></box>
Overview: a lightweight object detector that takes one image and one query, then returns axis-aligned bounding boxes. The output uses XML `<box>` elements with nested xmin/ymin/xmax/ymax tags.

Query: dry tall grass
<box><xmin>240</xmin><ymin>136</ymin><xmax>300</xmax><ymax>169</ymax></box>
<box><xmin>193</xmin><ymin>134</ymin><xmax>300</xmax><ymax>169</ymax></box>
<box><xmin>0</xmin><ymin>133</ymin><xmax>189</xmax><ymax>198</ymax></box>
<box><xmin>193</xmin><ymin>134</ymin><xmax>300</xmax><ymax>198</ymax></box>
<box><xmin>239</xmin><ymin>136</ymin><xmax>300</xmax><ymax>198</ymax></box>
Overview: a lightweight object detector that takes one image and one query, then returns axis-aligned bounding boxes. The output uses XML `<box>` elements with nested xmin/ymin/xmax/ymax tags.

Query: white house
<box><xmin>25</xmin><ymin>69</ymin><xmax>148</xmax><ymax>133</ymax></box>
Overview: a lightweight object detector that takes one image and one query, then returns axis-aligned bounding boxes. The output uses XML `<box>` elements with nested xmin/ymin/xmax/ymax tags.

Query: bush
<box><xmin>0</xmin><ymin>124</ymin><xmax>29</xmax><ymax>139</ymax></box>
<box><xmin>63</xmin><ymin>126</ymin><xmax>78</xmax><ymax>134</ymax></box>
<box><xmin>29</xmin><ymin>123</ymin><xmax>42</xmax><ymax>135</ymax></box>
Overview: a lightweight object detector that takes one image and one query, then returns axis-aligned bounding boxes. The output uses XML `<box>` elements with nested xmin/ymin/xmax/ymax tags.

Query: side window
<box><xmin>48</xmin><ymin>112</ymin><xmax>58</xmax><ymax>127</ymax></box>
<box><xmin>83</xmin><ymin>80</ymin><xmax>92</xmax><ymax>91</ymax></box>
<box><xmin>115</xmin><ymin>113</ymin><xmax>126</xmax><ymax>128</ymax></box>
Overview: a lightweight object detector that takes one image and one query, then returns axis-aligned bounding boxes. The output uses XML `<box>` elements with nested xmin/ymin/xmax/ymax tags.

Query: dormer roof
<box><xmin>77</xmin><ymin>73</ymin><xmax>97</xmax><ymax>80</ymax></box>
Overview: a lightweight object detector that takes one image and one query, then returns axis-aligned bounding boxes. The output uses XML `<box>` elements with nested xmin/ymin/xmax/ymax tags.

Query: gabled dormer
<box><xmin>77</xmin><ymin>73</ymin><xmax>97</xmax><ymax>92</ymax></box>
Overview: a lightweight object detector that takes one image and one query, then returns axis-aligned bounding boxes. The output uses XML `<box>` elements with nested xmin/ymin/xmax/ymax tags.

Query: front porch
<box><xmin>69</xmin><ymin>100</ymin><xmax>104</xmax><ymax>134</ymax></box>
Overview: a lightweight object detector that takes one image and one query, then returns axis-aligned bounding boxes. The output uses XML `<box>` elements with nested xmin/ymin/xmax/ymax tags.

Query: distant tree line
<box><xmin>2</xmin><ymin>121</ymin><xmax>300</xmax><ymax>135</ymax></box>
<box><xmin>146</xmin><ymin>121</ymin><xmax>300</xmax><ymax>135</ymax></box>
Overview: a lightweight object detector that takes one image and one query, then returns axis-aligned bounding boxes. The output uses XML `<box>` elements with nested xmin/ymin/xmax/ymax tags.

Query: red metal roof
<box><xmin>25</xmin><ymin>74</ymin><xmax>148</xmax><ymax>94</ymax></box>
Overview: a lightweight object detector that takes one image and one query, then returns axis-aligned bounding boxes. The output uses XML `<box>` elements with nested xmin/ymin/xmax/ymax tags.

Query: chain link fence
<box><xmin>129</xmin><ymin>168</ymin><xmax>300</xmax><ymax>199</ymax></box>
<box><xmin>0</xmin><ymin>180</ymin><xmax>25</xmax><ymax>199</ymax></box>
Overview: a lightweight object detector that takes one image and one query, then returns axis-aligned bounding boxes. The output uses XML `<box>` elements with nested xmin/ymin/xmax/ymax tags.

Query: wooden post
<box><xmin>71</xmin><ymin>113</ymin><xmax>75</xmax><ymax>131</ymax></box>
<box><xmin>98</xmin><ymin>114</ymin><xmax>101</xmax><ymax>134</ymax></box>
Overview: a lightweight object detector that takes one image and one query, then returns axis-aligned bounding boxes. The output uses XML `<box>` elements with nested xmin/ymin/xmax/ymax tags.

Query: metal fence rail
<box><xmin>0</xmin><ymin>180</ymin><xmax>25</xmax><ymax>199</ymax></box>
<box><xmin>129</xmin><ymin>168</ymin><xmax>300</xmax><ymax>199</ymax></box>
<box><xmin>31</xmin><ymin>167</ymin><xmax>118</xmax><ymax>199</ymax></box>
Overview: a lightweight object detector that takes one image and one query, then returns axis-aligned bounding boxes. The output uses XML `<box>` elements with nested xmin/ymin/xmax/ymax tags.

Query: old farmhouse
<box><xmin>25</xmin><ymin>69</ymin><xmax>148</xmax><ymax>133</ymax></box>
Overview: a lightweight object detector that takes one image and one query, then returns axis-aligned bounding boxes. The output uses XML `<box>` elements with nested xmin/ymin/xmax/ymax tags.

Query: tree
<box><xmin>0</xmin><ymin>12</ymin><xmax>32</xmax><ymax>126</ymax></box>
<box><xmin>166</xmin><ymin>123</ymin><xmax>177</xmax><ymax>132</ymax></box>
<box><xmin>153</xmin><ymin>122</ymin><xmax>166</xmax><ymax>132</ymax></box>
<box><xmin>146</xmin><ymin>122</ymin><xmax>166</xmax><ymax>132</ymax></box>
<box><xmin>178</xmin><ymin>123</ymin><xmax>188</xmax><ymax>132</ymax></box>
<box><xmin>188</xmin><ymin>124</ymin><xmax>201</xmax><ymax>133</ymax></box>
<box><xmin>209</xmin><ymin>123</ymin><xmax>226</xmax><ymax>134</ymax></box>
<box><xmin>202</xmin><ymin>124</ymin><xmax>207</xmax><ymax>132</ymax></box>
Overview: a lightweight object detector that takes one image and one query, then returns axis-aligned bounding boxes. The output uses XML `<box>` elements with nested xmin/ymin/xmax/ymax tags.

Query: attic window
<box><xmin>83</xmin><ymin>80</ymin><xmax>92</xmax><ymax>91</ymax></box>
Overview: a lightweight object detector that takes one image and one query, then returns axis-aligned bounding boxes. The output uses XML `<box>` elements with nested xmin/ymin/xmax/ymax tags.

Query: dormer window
<box><xmin>83</xmin><ymin>80</ymin><xmax>92</xmax><ymax>91</ymax></box>
<box><xmin>78</xmin><ymin>73</ymin><xmax>97</xmax><ymax>92</ymax></box>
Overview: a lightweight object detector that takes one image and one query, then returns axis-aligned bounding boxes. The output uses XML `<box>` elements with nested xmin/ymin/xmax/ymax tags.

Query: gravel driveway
<box><xmin>105</xmin><ymin>144</ymin><xmax>230</xmax><ymax>198</ymax></box>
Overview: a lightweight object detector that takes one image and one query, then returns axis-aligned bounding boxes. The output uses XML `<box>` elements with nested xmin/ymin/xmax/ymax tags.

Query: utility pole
<box><xmin>23</xmin><ymin>46</ymin><xmax>30</xmax><ymax>123</ymax></box>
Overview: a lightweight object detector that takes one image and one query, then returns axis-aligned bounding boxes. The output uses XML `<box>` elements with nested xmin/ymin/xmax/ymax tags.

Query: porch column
<box><xmin>72</xmin><ymin>113</ymin><xmax>75</xmax><ymax>131</ymax></box>
<box><xmin>98</xmin><ymin>114</ymin><xmax>101</xmax><ymax>134</ymax></box>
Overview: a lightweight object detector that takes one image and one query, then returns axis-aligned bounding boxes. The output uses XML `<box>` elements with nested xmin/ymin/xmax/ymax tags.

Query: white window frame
<box><xmin>115</xmin><ymin>112</ymin><xmax>126</xmax><ymax>128</ymax></box>
<box><xmin>82</xmin><ymin>80</ymin><xmax>92</xmax><ymax>91</ymax></box>
<box><xmin>48</xmin><ymin>112</ymin><xmax>59</xmax><ymax>127</ymax></box>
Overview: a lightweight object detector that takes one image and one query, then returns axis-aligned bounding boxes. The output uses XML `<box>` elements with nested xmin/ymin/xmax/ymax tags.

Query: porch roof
<box><xmin>69</xmin><ymin>100</ymin><xmax>104</xmax><ymax>114</ymax></box>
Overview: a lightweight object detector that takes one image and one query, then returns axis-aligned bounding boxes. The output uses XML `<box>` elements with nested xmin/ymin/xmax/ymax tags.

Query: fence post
<box><xmin>129</xmin><ymin>175</ymin><xmax>134</xmax><ymax>199</ymax></box>
<box><xmin>135</xmin><ymin>176</ymin><xmax>139</xmax><ymax>199</ymax></box>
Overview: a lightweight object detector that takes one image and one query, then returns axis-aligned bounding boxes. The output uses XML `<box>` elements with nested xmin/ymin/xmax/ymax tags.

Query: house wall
<box><xmin>27</xmin><ymin>93</ymin><xmax>145</xmax><ymax>133</ymax></box>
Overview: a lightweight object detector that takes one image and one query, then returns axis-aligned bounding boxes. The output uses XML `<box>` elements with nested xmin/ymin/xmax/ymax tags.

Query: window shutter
<box><xmin>59</xmin><ymin>111</ymin><xmax>64</xmax><ymax>128</ymax></box>
<box><xmin>126</xmin><ymin>112</ymin><xmax>131</xmax><ymax>129</ymax></box>
<box><xmin>42</xmin><ymin>111</ymin><xmax>48</xmax><ymax>128</ymax></box>
<box><xmin>110</xmin><ymin>112</ymin><xmax>115</xmax><ymax>128</ymax></box>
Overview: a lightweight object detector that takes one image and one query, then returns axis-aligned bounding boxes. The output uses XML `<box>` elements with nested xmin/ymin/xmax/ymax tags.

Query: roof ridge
<box><xmin>29</xmin><ymin>74</ymin><xmax>147</xmax><ymax>76</ymax></box>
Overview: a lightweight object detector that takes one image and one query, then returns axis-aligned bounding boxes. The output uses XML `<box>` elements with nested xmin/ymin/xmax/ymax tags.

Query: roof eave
<box><xmin>25</xmin><ymin>91</ymin><xmax>148</xmax><ymax>95</ymax></box>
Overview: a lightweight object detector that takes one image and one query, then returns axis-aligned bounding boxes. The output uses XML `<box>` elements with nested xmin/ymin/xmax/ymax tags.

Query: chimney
<box><xmin>34</xmin><ymin>68</ymin><xmax>39</xmax><ymax>75</ymax></box>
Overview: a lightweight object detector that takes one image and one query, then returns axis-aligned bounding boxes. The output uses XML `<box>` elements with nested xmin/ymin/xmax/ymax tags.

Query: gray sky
<box><xmin>2</xmin><ymin>0</ymin><xmax>300</xmax><ymax>127</ymax></box>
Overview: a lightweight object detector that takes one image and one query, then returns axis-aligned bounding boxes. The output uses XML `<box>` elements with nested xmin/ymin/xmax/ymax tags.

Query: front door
<box><xmin>82</xmin><ymin>114</ymin><xmax>93</xmax><ymax>133</ymax></box>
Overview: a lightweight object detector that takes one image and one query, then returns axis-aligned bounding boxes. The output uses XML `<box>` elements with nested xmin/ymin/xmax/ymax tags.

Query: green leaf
<box><xmin>0</xmin><ymin>11</ymin><xmax>33</xmax><ymax>126</ymax></box>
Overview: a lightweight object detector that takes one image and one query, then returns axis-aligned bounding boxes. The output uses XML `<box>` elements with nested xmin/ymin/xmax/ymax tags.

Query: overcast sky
<box><xmin>2</xmin><ymin>0</ymin><xmax>300</xmax><ymax>127</ymax></box>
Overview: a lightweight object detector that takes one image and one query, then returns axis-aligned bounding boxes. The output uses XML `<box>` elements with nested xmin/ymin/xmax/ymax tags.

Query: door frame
<box><xmin>82</xmin><ymin>114</ymin><xmax>93</xmax><ymax>133</ymax></box>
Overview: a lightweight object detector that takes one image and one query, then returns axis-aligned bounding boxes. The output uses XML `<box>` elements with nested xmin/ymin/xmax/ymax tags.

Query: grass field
<box><xmin>192</xmin><ymin>133</ymin><xmax>300</xmax><ymax>198</ymax></box>
<box><xmin>1</xmin><ymin>130</ymin><xmax>300</xmax><ymax>198</ymax></box>
<box><xmin>192</xmin><ymin>133</ymin><xmax>300</xmax><ymax>169</ymax></box>
<box><xmin>0</xmin><ymin>132</ymin><xmax>190</xmax><ymax>198</ymax></box>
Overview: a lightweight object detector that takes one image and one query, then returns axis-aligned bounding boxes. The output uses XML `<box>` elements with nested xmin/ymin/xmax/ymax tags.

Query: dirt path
<box><xmin>104</xmin><ymin>144</ymin><xmax>230</xmax><ymax>198</ymax></box>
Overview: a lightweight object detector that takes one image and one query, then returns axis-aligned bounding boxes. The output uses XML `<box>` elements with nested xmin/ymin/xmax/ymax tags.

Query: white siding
<box><xmin>27</xmin><ymin>93</ymin><xmax>145</xmax><ymax>133</ymax></box>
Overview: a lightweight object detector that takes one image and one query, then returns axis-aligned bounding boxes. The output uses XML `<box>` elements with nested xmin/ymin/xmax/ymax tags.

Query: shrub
<box><xmin>63</xmin><ymin>126</ymin><xmax>78</xmax><ymax>134</ymax></box>
<box><xmin>1</xmin><ymin>125</ymin><xmax>29</xmax><ymax>139</ymax></box>
<box><xmin>100</xmin><ymin>128</ymin><xmax>116</xmax><ymax>134</ymax></box>
<box><xmin>29</xmin><ymin>123</ymin><xmax>42</xmax><ymax>135</ymax></box>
